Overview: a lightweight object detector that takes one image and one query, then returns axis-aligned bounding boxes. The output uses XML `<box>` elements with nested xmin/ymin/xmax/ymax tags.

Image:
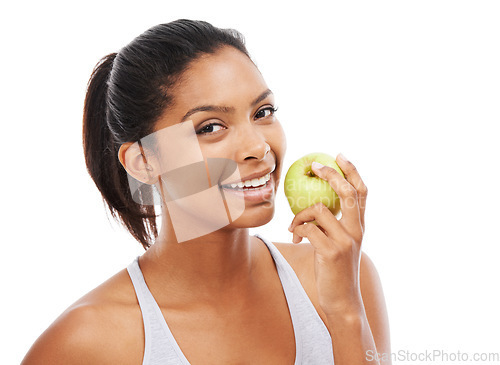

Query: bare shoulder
<box><xmin>272</xmin><ymin>241</ymin><xmax>316</xmax><ymax>276</ymax></box>
<box><xmin>21</xmin><ymin>269</ymin><xmax>144</xmax><ymax>365</ymax></box>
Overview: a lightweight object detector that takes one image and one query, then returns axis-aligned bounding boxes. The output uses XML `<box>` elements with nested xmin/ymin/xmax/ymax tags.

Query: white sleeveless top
<box><xmin>126</xmin><ymin>233</ymin><xmax>335</xmax><ymax>364</ymax></box>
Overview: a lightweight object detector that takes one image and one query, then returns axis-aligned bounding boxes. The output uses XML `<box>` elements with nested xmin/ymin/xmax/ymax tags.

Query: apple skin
<box><xmin>284</xmin><ymin>152</ymin><xmax>345</xmax><ymax>220</ymax></box>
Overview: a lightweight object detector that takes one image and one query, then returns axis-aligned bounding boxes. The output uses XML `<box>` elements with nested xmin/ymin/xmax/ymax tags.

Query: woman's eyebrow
<box><xmin>181</xmin><ymin>105</ymin><xmax>233</xmax><ymax>122</ymax></box>
<box><xmin>180</xmin><ymin>89</ymin><xmax>273</xmax><ymax>123</ymax></box>
<box><xmin>251</xmin><ymin>88</ymin><xmax>273</xmax><ymax>107</ymax></box>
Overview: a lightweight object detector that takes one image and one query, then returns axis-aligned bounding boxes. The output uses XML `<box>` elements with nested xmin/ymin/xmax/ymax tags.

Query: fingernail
<box><xmin>312</xmin><ymin>161</ymin><xmax>324</xmax><ymax>170</ymax></box>
<box><xmin>337</xmin><ymin>153</ymin><xmax>348</xmax><ymax>162</ymax></box>
<box><xmin>288</xmin><ymin>223</ymin><xmax>293</xmax><ymax>232</ymax></box>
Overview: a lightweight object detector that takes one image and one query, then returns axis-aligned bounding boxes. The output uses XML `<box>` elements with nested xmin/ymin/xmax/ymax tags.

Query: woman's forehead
<box><xmin>154</xmin><ymin>47</ymin><xmax>271</xmax><ymax>130</ymax></box>
<box><xmin>172</xmin><ymin>47</ymin><xmax>268</xmax><ymax>105</ymax></box>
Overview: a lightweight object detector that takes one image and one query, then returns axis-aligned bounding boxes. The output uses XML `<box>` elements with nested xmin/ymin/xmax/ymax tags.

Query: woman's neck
<box><xmin>138</xmin><ymin>215</ymin><xmax>263</xmax><ymax>308</ymax></box>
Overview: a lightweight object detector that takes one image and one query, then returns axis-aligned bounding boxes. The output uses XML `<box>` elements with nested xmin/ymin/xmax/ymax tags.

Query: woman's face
<box><xmin>151</xmin><ymin>46</ymin><xmax>286</xmax><ymax>236</ymax></box>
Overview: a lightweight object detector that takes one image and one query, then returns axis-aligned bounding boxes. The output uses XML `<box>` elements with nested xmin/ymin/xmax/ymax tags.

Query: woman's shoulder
<box><xmin>21</xmin><ymin>268</ymin><xmax>144</xmax><ymax>365</ymax></box>
<box><xmin>272</xmin><ymin>241</ymin><xmax>316</xmax><ymax>277</ymax></box>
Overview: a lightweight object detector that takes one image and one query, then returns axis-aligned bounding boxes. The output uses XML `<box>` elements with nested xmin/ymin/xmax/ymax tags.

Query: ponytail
<box><xmin>82</xmin><ymin>53</ymin><xmax>157</xmax><ymax>250</ymax></box>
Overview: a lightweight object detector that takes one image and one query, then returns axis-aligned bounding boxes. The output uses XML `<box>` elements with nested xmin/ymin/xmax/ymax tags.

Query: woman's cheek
<box><xmin>268</xmin><ymin>121</ymin><xmax>287</xmax><ymax>188</ymax></box>
<box><xmin>275</xmin><ymin>121</ymin><xmax>287</xmax><ymax>157</ymax></box>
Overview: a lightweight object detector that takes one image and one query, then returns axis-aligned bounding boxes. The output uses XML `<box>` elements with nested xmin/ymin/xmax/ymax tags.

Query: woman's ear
<box><xmin>118</xmin><ymin>142</ymin><xmax>160</xmax><ymax>184</ymax></box>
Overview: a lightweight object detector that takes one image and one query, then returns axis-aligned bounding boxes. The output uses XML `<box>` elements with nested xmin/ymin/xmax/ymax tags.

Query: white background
<box><xmin>2</xmin><ymin>1</ymin><xmax>499</xmax><ymax>364</ymax></box>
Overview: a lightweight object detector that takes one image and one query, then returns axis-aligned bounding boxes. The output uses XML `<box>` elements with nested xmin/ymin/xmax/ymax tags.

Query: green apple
<box><xmin>284</xmin><ymin>152</ymin><xmax>345</xmax><ymax>219</ymax></box>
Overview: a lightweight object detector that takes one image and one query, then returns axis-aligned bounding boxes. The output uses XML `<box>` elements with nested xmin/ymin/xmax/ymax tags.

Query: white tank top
<box><xmin>127</xmin><ymin>233</ymin><xmax>335</xmax><ymax>364</ymax></box>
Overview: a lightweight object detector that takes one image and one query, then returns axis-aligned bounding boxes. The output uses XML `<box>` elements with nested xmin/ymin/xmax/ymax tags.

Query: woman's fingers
<box><xmin>334</xmin><ymin>154</ymin><xmax>368</xmax><ymax>231</ymax></box>
<box><xmin>291</xmin><ymin>222</ymin><xmax>329</xmax><ymax>247</ymax></box>
<box><xmin>289</xmin><ymin>202</ymin><xmax>351</xmax><ymax>247</ymax></box>
<box><xmin>311</xmin><ymin>161</ymin><xmax>362</xmax><ymax>239</ymax></box>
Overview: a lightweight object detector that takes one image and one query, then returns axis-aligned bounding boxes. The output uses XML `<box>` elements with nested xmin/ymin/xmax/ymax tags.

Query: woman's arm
<box><xmin>359</xmin><ymin>252</ymin><xmax>392</xmax><ymax>364</ymax></box>
<box><xmin>289</xmin><ymin>154</ymin><xmax>391</xmax><ymax>365</ymax></box>
<box><xmin>324</xmin><ymin>251</ymin><xmax>391</xmax><ymax>365</ymax></box>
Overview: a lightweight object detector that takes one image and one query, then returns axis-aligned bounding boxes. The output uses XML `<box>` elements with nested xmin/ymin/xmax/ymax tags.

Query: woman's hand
<box><xmin>288</xmin><ymin>153</ymin><xmax>368</xmax><ymax>316</ymax></box>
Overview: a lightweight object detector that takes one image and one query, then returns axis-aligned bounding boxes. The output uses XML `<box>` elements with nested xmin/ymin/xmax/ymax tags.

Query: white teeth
<box><xmin>225</xmin><ymin>171</ymin><xmax>271</xmax><ymax>189</ymax></box>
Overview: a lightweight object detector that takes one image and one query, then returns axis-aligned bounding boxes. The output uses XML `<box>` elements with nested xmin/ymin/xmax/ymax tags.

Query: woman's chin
<box><xmin>227</xmin><ymin>201</ymin><xmax>276</xmax><ymax>228</ymax></box>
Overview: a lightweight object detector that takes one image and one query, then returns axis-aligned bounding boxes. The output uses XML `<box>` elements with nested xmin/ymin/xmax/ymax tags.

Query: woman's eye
<box><xmin>255</xmin><ymin>106</ymin><xmax>278</xmax><ymax>119</ymax></box>
<box><xmin>196</xmin><ymin>123</ymin><xmax>225</xmax><ymax>135</ymax></box>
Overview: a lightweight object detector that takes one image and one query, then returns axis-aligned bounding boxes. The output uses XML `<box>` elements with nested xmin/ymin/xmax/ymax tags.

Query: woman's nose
<box><xmin>237</xmin><ymin>126</ymin><xmax>270</xmax><ymax>162</ymax></box>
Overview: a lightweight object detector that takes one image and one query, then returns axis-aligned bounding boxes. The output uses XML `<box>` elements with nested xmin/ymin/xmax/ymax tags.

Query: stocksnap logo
<box><xmin>125</xmin><ymin>121</ymin><xmax>245</xmax><ymax>242</ymax></box>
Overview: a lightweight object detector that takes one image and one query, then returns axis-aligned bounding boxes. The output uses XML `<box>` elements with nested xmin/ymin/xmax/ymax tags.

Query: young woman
<box><xmin>22</xmin><ymin>19</ymin><xmax>391</xmax><ymax>364</ymax></box>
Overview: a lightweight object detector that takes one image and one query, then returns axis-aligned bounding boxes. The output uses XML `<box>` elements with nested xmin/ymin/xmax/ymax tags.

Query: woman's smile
<box><xmin>220</xmin><ymin>167</ymin><xmax>276</xmax><ymax>202</ymax></box>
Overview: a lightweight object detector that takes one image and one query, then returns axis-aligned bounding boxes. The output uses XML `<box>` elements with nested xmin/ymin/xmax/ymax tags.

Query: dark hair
<box><xmin>82</xmin><ymin>19</ymin><xmax>250</xmax><ymax>249</ymax></box>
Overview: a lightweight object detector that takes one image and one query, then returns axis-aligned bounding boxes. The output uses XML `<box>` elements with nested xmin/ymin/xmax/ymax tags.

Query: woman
<box><xmin>22</xmin><ymin>19</ymin><xmax>391</xmax><ymax>364</ymax></box>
